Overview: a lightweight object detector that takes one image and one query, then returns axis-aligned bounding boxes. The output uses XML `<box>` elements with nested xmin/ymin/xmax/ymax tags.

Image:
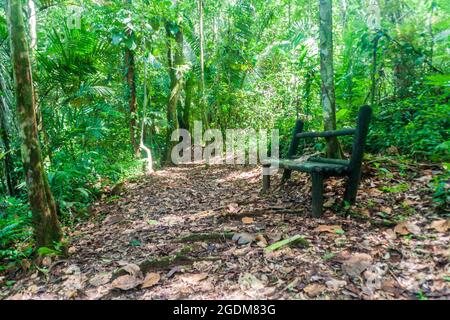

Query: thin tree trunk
<box><xmin>124</xmin><ymin>0</ymin><xmax>140</xmax><ymax>157</ymax></box>
<box><xmin>28</xmin><ymin>0</ymin><xmax>37</xmax><ymax>54</ymax></box>
<box><xmin>370</xmin><ymin>34</ymin><xmax>381</xmax><ymax>106</ymax></box>
<box><xmin>140</xmin><ymin>52</ymin><xmax>153</xmax><ymax>174</ymax></box>
<box><xmin>7</xmin><ymin>0</ymin><xmax>63</xmax><ymax>250</ymax></box>
<box><xmin>198</xmin><ymin>0</ymin><xmax>209</xmax><ymax>130</ymax></box>
<box><xmin>165</xmin><ymin>23</ymin><xmax>184</xmax><ymax>164</ymax></box>
<box><xmin>182</xmin><ymin>74</ymin><xmax>194</xmax><ymax>132</ymax></box>
<box><xmin>319</xmin><ymin>0</ymin><xmax>341</xmax><ymax>158</ymax></box>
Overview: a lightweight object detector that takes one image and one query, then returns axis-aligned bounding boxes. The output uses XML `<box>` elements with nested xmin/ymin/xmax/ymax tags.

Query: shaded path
<box><xmin>3</xmin><ymin>164</ymin><xmax>449</xmax><ymax>300</ymax></box>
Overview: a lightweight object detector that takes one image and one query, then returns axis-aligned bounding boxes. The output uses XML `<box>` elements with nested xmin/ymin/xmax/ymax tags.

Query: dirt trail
<box><xmin>3</xmin><ymin>164</ymin><xmax>449</xmax><ymax>300</ymax></box>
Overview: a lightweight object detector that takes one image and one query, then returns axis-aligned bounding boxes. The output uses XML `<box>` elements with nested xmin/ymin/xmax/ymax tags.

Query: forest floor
<box><xmin>1</xmin><ymin>160</ymin><xmax>449</xmax><ymax>300</ymax></box>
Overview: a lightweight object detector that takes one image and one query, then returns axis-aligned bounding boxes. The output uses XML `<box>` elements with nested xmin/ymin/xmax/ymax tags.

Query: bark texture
<box><xmin>7</xmin><ymin>0</ymin><xmax>63</xmax><ymax>249</ymax></box>
<box><xmin>319</xmin><ymin>0</ymin><xmax>341</xmax><ymax>158</ymax></box>
<box><xmin>124</xmin><ymin>0</ymin><xmax>140</xmax><ymax>157</ymax></box>
<box><xmin>165</xmin><ymin>23</ymin><xmax>184</xmax><ymax>164</ymax></box>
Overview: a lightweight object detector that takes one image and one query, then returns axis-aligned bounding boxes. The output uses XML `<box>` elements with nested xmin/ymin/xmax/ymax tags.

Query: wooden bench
<box><xmin>262</xmin><ymin>105</ymin><xmax>372</xmax><ymax>217</ymax></box>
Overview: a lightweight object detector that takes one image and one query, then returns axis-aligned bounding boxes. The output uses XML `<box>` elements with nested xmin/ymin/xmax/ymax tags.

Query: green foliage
<box><xmin>0</xmin><ymin>198</ymin><xmax>32</xmax><ymax>269</ymax></box>
<box><xmin>367</xmin><ymin>94</ymin><xmax>449</xmax><ymax>161</ymax></box>
<box><xmin>431</xmin><ymin>164</ymin><xmax>450</xmax><ymax>213</ymax></box>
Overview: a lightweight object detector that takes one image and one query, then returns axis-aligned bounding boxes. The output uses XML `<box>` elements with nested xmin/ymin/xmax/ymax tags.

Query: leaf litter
<box><xmin>2</xmin><ymin>162</ymin><xmax>449</xmax><ymax>300</ymax></box>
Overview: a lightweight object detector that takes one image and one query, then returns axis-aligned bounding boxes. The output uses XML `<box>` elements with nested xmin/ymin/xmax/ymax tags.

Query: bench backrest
<box><xmin>287</xmin><ymin>105</ymin><xmax>372</xmax><ymax>167</ymax></box>
<box><xmin>349</xmin><ymin>105</ymin><xmax>372</xmax><ymax>172</ymax></box>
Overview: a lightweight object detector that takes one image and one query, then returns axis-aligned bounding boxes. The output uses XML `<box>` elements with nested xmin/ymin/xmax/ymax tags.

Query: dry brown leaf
<box><xmin>142</xmin><ymin>273</ymin><xmax>160</xmax><ymax>289</ymax></box>
<box><xmin>242</xmin><ymin>217</ymin><xmax>254</xmax><ymax>224</ymax></box>
<box><xmin>232</xmin><ymin>232</ymin><xmax>255</xmax><ymax>245</ymax></box>
<box><xmin>89</xmin><ymin>273</ymin><xmax>111</xmax><ymax>287</ymax></box>
<box><xmin>227</xmin><ymin>203</ymin><xmax>240</xmax><ymax>213</ymax></box>
<box><xmin>394</xmin><ymin>221</ymin><xmax>421</xmax><ymax>235</ymax></box>
<box><xmin>325</xmin><ymin>279</ymin><xmax>347</xmax><ymax>291</ymax></box>
<box><xmin>342</xmin><ymin>253</ymin><xmax>373</xmax><ymax>278</ymax></box>
<box><xmin>303</xmin><ymin>283</ymin><xmax>326</xmax><ymax>297</ymax></box>
<box><xmin>323</xmin><ymin>198</ymin><xmax>336</xmax><ymax>208</ymax></box>
<box><xmin>68</xmin><ymin>246</ymin><xmax>77</xmax><ymax>254</ymax></box>
<box><xmin>380</xmin><ymin>207</ymin><xmax>392</xmax><ymax>214</ymax></box>
<box><xmin>255</xmin><ymin>234</ymin><xmax>268</xmax><ymax>247</ymax></box>
<box><xmin>111</xmin><ymin>275</ymin><xmax>142</xmax><ymax>290</ymax></box>
<box><xmin>429</xmin><ymin>220</ymin><xmax>449</xmax><ymax>233</ymax></box>
<box><xmin>181</xmin><ymin>273</ymin><xmax>208</xmax><ymax>285</ymax></box>
<box><xmin>368</xmin><ymin>188</ymin><xmax>383</xmax><ymax>196</ymax></box>
<box><xmin>314</xmin><ymin>225</ymin><xmax>344</xmax><ymax>234</ymax></box>
<box><xmin>122</xmin><ymin>263</ymin><xmax>142</xmax><ymax>277</ymax></box>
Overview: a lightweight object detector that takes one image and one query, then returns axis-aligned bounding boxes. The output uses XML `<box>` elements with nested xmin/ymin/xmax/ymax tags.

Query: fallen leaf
<box><xmin>429</xmin><ymin>220</ymin><xmax>449</xmax><ymax>233</ymax></box>
<box><xmin>323</xmin><ymin>198</ymin><xmax>335</xmax><ymax>208</ymax></box>
<box><xmin>239</xmin><ymin>273</ymin><xmax>265</xmax><ymax>291</ymax></box>
<box><xmin>89</xmin><ymin>273</ymin><xmax>111</xmax><ymax>287</ymax></box>
<box><xmin>241</xmin><ymin>217</ymin><xmax>254</xmax><ymax>224</ymax></box>
<box><xmin>384</xmin><ymin>229</ymin><xmax>397</xmax><ymax>240</ymax></box>
<box><xmin>342</xmin><ymin>253</ymin><xmax>373</xmax><ymax>278</ymax></box>
<box><xmin>303</xmin><ymin>283</ymin><xmax>326</xmax><ymax>297</ymax></box>
<box><xmin>232</xmin><ymin>232</ymin><xmax>255</xmax><ymax>245</ymax></box>
<box><xmin>227</xmin><ymin>203</ymin><xmax>240</xmax><ymax>213</ymax></box>
<box><xmin>255</xmin><ymin>234</ymin><xmax>268</xmax><ymax>247</ymax></box>
<box><xmin>394</xmin><ymin>221</ymin><xmax>421</xmax><ymax>235</ymax></box>
<box><xmin>103</xmin><ymin>214</ymin><xmax>123</xmax><ymax>225</ymax></box>
<box><xmin>368</xmin><ymin>188</ymin><xmax>383</xmax><ymax>197</ymax></box>
<box><xmin>122</xmin><ymin>263</ymin><xmax>142</xmax><ymax>278</ymax></box>
<box><xmin>111</xmin><ymin>275</ymin><xmax>142</xmax><ymax>291</ymax></box>
<box><xmin>314</xmin><ymin>225</ymin><xmax>344</xmax><ymax>234</ymax></box>
<box><xmin>181</xmin><ymin>273</ymin><xmax>208</xmax><ymax>285</ymax></box>
<box><xmin>142</xmin><ymin>273</ymin><xmax>160</xmax><ymax>289</ymax></box>
<box><xmin>380</xmin><ymin>207</ymin><xmax>392</xmax><ymax>214</ymax></box>
<box><xmin>68</xmin><ymin>246</ymin><xmax>77</xmax><ymax>254</ymax></box>
<box><xmin>325</xmin><ymin>279</ymin><xmax>347</xmax><ymax>291</ymax></box>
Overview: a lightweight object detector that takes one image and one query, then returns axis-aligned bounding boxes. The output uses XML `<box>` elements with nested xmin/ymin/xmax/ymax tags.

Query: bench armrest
<box><xmin>296</xmin><ymin>128</ymin><xmax>356</xmax><ymax>139</ymax></box>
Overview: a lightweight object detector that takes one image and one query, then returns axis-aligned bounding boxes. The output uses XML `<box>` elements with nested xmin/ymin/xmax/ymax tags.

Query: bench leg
<box><xmin>262</xmin><ymin>166</ymin><xmax>271</xmax><ymax>193</ymax></box>
<box><xmin>311</xmin><ymin>173</ymin><xmax>324</xmax><ymax>217</ymax></box>
<box><xmin>281</xmin><ymin>169</ymin><xmax>292</xmax><ymax>183</ymax></box>
<box><xmin>344</xmin><ymin>172</ymin><xmax>361</xmax><ymax>205</ymax></box>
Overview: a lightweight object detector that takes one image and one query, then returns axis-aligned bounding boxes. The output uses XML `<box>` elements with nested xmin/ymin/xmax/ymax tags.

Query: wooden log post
<box><xmin>344</xmin><ymin>105</ymin><xmax>372</xmax><ymax>204</ymax></box>
<box><xmin>262</xmin><ymin>164</ymin><xmax>271</xmax><ymax>193</ymax></box>
<box><xmin>282</xmin><ymin>119</ymin><xmax>304</xmax><ymax>182</ymax></box>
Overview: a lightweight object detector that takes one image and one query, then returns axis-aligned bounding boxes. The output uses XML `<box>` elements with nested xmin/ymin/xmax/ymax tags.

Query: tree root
<box><xmin>176</xmin><ymin>232</ymin><xmax>234</xmax><ymax>242</ymax></box>
<box><xmin>114</xmin><ymin>245</ymin><xmax>222</xmax><ymax>276</ymax></box>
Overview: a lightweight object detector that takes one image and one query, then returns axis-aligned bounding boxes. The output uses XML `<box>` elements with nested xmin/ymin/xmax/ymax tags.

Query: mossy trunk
<box><xmin>7</xmin><ymin>0</ymin><xmax>63</xmax><ymax>250</ymax></box>
<box><xmin>124</xmin><ymin>0</ymin><xmax>140</xmax><ymax>157</ymax></box>
<box><xmin>165</xmin><ymin>23</ymin><xmax>184</xmax><ymax>164</ymax></box>
<box><xmin>181</xmin><ymin>75</ymin><xmax>194</xmax><ymax>132</ymax></box>
<box><xmin>319</xmin><ymin>0</ymin><xmax>342</xmax><ymax>159</ymax></box>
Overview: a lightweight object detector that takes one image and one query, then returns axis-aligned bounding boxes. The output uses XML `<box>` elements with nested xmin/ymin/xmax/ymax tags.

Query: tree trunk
<box><xmin>182</xmin><ymin>74</ymin><xmax>194</xmax><ymax>132</ymax></box>
<box><xmin>165</xmin><ymin>23</ymin><xmax>184</xmax><ymax>164</ymax></box>
<box><xmin>140</xmin><ymin>52</ymin><xmax>153</xmax><ymax>174</ymax></box>
<box><xmin>319</xmin><ymin>0</ymin><xmax>341</xmax><ymax>158</ymax></box>
<box><xmin>198</xmin><ymin>0</ymin><xmax>209</xmax><ymax>129</ymax></box>
<box><xmin>7</xmin><ymin>0</ymin><xmax>63</xmax><ymax>250</ymax></box>
<box><xmin>124</xmin><ymin>0</ymin><xmax>140</xmax><ymax>157</ymax></box>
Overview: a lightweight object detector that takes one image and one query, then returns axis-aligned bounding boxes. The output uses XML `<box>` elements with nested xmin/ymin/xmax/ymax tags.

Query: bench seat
<box><xmin>262</xmin><ymin>159</ymin><xmax>349</xmax><ymax>174</ymax></box>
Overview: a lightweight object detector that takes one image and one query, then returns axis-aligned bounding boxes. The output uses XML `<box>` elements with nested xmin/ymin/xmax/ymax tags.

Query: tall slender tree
<box><xmin>165</xmin><ymin>22</ymin><xmax>184</xmax><ymax>164</ymax></box>
<box><xmin>124</xmin><ymin>0</ymin><xmax>140</xmax><ymax>157</ymax></box>
<box><xmin>198</xmin><ymin>0</ymin><xmax>209</xmax><ymax>129</ymax></box>
<box><xmin>319</xmin><ymin>0</ymin><xmax>341</xmax><ymax>158</ymax></box>
<box><xmin>7</xmin><ymin>0</ymin><xmax>63</xmax><ymax>250</ymax></box>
